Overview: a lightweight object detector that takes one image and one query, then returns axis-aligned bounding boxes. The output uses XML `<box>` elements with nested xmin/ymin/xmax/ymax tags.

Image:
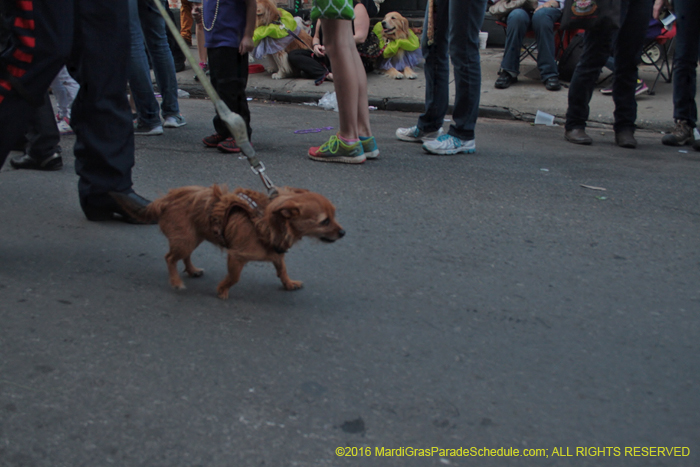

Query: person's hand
<box><xmin>652</xmin><ymin>0</ymin><xmax>669</xmax><ymax>19</ymax></box>
<box><xmin>313</xmin><ymin>43</ymin><xmax>326</xmax><ymax>57</ymax></box>
<box><xmin>535</xmin><ymin>0</ymin><xmax>555</xmax><ymax>11</ymax></box>
<box><xmin>239</xmin><ymin>36</ymin><xmax>254</xmax><ymax>54</ymax></box>
<box><xmin>192</xmin><ymin>5</ymin><xmax>202</xmax><ymax>24</ymax></box>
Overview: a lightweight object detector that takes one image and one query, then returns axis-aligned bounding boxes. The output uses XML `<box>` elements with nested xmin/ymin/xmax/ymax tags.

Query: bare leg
<box><xmin>195</xmin><ymin>23</ymin><xmax>207</xmax><ymax>65</ymax></box>
<box><xmin>352</xmin><ymin>49</ymin><xmax>372</xmax><ymax>137</ymax></box>
<box><xmin>272</xmin><ymin>255</ymin><xmax>303</xmax><ymax>290</ymax></box>
<box><xmin>321</xmin><ymin>19</ymin><xmax>361</xmax><ymax>140</ymax></box>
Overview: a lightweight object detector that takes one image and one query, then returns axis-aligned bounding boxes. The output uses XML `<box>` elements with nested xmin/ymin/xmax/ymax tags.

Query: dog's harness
<box><xmin>215</xmin><ymin>193</ymin><xmax>285</xmax><ymax>255</ymax></box>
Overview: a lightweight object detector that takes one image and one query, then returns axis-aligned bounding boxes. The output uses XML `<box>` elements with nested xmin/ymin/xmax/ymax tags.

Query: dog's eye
<box><xmin>320</xmin><ymin>218</ymin><xmax>330</xmax><ymax>226</ymax></box>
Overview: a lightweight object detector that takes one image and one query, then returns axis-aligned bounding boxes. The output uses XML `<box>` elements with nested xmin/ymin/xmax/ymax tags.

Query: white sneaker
<box><xmin>163</xmin><ymin>114</ymin><xmax>187</xmax><ymax>128</ymax></box>
<box><xmin>422</xmin><ymin>134</ymin><xmax>475</xmax><ymax>155</ymax></box>
<box><xmin>395</xmin><ymin>125</ymin><xmax>444</xmax><ymax>143</ymax></box>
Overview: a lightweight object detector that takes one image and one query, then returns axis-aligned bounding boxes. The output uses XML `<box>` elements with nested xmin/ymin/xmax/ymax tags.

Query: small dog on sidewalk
<box><xmin>112</xmin><ymin>185</ymin><xmax>344</xmax><ymax>299</ymax></box>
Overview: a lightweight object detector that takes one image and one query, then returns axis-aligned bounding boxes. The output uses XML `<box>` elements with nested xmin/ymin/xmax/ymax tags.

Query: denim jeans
<box><xmin>417</xmin><ymin>0</ymin><xmax>487</xmax><ymax>141</ymax></box>
<box><xmin>671</xmin><ymin>0</ymin><xmax>700</xmax><ymax>127</ymax></box>
<box><xmin>501</xmin><ymin>7</ymin><xmax>562</xmax><ymax>81</ymax></box>
<box><xmin>128</xmin><ymin>0</ymin><xmax>180</xmax><ymax>126</ymax></box>
<box><xmin>565</xmin><ymin>0</ymin><xmax>653</xmax><ymax>132</ymax></box>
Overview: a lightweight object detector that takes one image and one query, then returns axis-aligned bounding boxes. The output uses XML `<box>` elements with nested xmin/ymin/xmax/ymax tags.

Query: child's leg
<box><xmin>195</xmin><ymin>23</ymin><xmax>207</xmax><ymax>66</ymax></box>
<box><xmin>320</xmin><ymin>19</ymin><xmax>360</xmax><ymax>140</ymax></box>
<box><xmin>208</xmin><ymin>47</ymin><xmax>251</xmax><ymax>139</ymax></box>
<box><xmin>353</xmin><ymin>49</ymin><xmax>371</xmax><ymax>137</ymax></box>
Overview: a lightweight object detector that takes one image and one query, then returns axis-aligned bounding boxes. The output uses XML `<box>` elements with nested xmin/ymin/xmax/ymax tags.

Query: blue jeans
<box><xmin>128</xmin><ymin>0</ymin><xmax>180</xmax><ymax>126</ymax></box>
<box><xmin>501</xmin><ymin>7</ymin><xmax>562</xmax><ymax>81</ymax></box>
<box><xmin>417</xmin><ymin>0</ymin><xmax>487</xmax><ymax>141</ymax></box>
<box><xmin>672</xmin><ymin>0</ymin><xmax>700</xmax><ymax>127</ymax></box>
<box><xmin>565</xmin><ymin>0</ymin><xmax>653</xmax><ymax>132</ymax></box>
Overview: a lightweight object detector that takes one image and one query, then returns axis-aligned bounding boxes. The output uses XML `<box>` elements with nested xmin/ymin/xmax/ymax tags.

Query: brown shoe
<box><xmin>565</xmin><ymin>128</ymin><xmax>592</xmax><ymax>145</ymax></box>
<box><xmin>661</xmin><ymin>119</ymin><xmax>693</xmax><ymax>146</ymax></box>
<box><xmin>615</xmin><ymin>128</ymin><xmax>637</xmax><ymax>149</ymax></box>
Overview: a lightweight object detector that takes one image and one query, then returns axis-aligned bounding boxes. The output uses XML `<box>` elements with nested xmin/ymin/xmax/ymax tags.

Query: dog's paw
<box><xmin>271</xmin><ymin>72</ymin><xmax>284</xmax><ymax>80</ymax></box>
<box><xmin>283</xmin><ymin>280</ymin><xmax>304</xmax><ymax>291</ymax></box>
<box><xmin>171</xmin><ymin>282</ymin><xmax>186</xmax><ymax>290</ymax></box>
<box><xmin>404</xmin><ymin>69</ymin><xmax>417</xmax><ymax>79</ymax></box>
<box><xmin>186</xmin><ymin>268</ymin><xmax>204</xmax><ymax>278</ymax></box>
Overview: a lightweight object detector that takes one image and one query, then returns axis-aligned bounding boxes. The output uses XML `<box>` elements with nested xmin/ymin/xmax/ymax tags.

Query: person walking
<box><xmin>0</xmin><ymin>0</ymin><xmax>153</xmax><ymax>223</ymax></box>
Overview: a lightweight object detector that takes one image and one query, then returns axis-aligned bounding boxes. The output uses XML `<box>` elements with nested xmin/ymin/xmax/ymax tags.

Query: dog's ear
<box><xmin>399</xmin><ymin>15</ymin><xmax>409</xmax><ymax>36</ymax></box>
<box><xmin>274</xmin><ymin>200</ymin><xmax>300</xmax><ymax>219</ymax></box>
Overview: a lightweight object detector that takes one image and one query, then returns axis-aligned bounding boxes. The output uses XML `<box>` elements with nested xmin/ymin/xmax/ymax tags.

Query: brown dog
<box><xmin>112</xmin><ymin>186</ymin><xmax>344</xmax><ymax>299</ymax></box>
<box><xmin>379</xmin><ymin>11</ymin><xmax>418</xmax><ymax>80</ymax></box>
<box><xmin>256</xmin><ymin>0</ymin><xmax>313</xmax><ymax>79</ymax></box>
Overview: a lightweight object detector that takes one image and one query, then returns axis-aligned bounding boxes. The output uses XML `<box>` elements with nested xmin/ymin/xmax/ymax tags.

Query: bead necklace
<box><xmin>203</xmin><ymin>0</ymin><xmax>219</xmax><ymax>32</ymax></box>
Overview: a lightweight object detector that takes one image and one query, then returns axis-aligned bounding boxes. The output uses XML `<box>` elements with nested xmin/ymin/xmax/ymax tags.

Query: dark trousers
<box><xmin>672</xmin><ymin>0</ymin><xmax>700</xmax><ymax>127</ymax></box>
<box><xmin>418</xmin><ymin>0</ymin><xmax>487</xmax><ymax>141</ymax></box>
<box><xmin>565</xmin><ymin>0</ymin><xmax>653</xmax><ymax>132</ymax></box>
<box><xmin>24</xmin><ymin>92</ymin><xmax>61</xmax><ymax>159</ymax></box>
<box><xmin>0</xmin><ymin>0</ymin><xmax>135</xmax><ymax>206</ymax></box>
<box><xmin>287</xmin><ymin>49</ymin><xmax>329</xmax><ymax>80</ymax></box>
<box><xmin>208</xmin><ymin>46</ymin><xmax>252</xmax><ymax>139</ymax></box>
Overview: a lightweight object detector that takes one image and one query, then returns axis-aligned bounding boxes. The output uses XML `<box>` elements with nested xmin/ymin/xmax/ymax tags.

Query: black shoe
<box><xmin>10</xmin><ymin>152</ymin><xmax>63</xmax><ymax>171</ymax></box>
<box><xmin>544</xmin><ymin>76</ymin><xmax>562</xmax><ymax>91</ymax></box>
<box><xmin>615</xmin><ymin>128</ymin><xmax>637</xmax><ymax>149</ymax></box>
<box><xmin>495</xmin><ymin>71</ymin><xmax>517</xmax><ymax>89</ymax></box>
<box><xmin>81</xmin><ymin>191</ymin><xmax>156</xmax><ymax>224</ymax></box>
<box><xmin>565</xmin><ymin>128</ymin><xmax>593</xmax><ymax>145</ymax></box>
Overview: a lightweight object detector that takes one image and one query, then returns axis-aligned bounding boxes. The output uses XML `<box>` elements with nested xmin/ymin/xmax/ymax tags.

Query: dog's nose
<box><xmin>338</xmin><ymin>229</ymin><xmax>345</xmax><ymax>238</ymax></box>
<box><xmin>381</xmin><ymin>21</ymin><xmax>387</xmax><ymax>28</ymax></box>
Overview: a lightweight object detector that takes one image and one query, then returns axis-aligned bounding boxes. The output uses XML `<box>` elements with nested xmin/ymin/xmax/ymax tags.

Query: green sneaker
<box><xmin>308</xmin><ymin>135</ymin><xmax>366</xmax><ymax>164</ymax></box>
<box><xmin>360</xmin><ymin>136</ymin><xmax>379</xmax><ymax>159</ymax></box>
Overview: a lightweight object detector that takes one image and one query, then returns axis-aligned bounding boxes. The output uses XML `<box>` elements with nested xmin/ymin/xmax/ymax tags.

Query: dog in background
<box><xmin>112</xmin><ymin>185</ymin><xmax>344</xmax><ymax>300</ymax></box>
<box><xmin>254</xmin><ymin>0</ymin><xmax>313</xmax><ymax>79</ymax></box>
<box><xmin>375</xmin><ymin>11</ymin><xmax>422</xmax><ymax>79</ymax></box>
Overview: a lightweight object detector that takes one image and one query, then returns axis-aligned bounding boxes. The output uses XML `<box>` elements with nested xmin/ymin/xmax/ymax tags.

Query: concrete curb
<box><xmin>178</xmin><ymin>83</ymin><xmax>670</xmax><ymax>132</ymax></box>
<box><xmin>180</xmin><ymin>83</ymin><xmax>519</xmax><ymax>122</ymax></box>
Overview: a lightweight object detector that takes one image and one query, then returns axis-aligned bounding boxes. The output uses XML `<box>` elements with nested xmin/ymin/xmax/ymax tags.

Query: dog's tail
<box><xmin>109</xmin><ymin>192</ymin><xmax>162</xmax><ymax>224</ymax></box>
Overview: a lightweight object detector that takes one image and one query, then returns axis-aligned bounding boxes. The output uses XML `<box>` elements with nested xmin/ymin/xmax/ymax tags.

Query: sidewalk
<box><xmin>175</xmin><ymin>46</ymin><xmax>677</xmax><ymax>132</ymax></box>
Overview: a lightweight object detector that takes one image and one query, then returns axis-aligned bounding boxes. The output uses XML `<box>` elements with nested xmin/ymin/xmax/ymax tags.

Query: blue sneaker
<box><xmin>360</xmin><ymin>136</ymin><xmax>379</xmax><ymax>159</ymax></box>
<box><xmin>422</xmin><ymin>134</ymin><xmax>475</xmax><ymax>155</ymax></box>
<box><xmin>308</xmin><ymin>135</ymin><xmax>366</xmax><ymax>164</ymax></box>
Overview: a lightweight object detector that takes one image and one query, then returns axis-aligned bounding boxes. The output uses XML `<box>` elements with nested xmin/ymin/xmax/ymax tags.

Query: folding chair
<box><xmin>641</xmin><ymin>20</ymin><xmax>676</xmax><ymax>95</ymax></box>
<box><xmin>496</xmin><ymin>20</ymin><xmax>570</xmax><ymax>64</ymax></box>
<box><xmin>496</xmin><ymin>20</ymin><xmax>544</xmax><ymax>64</ymax></box>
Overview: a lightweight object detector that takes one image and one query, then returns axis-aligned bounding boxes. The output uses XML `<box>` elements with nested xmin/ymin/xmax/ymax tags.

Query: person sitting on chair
<box><xmin>494</xmin><ymin>0</ymin><xmax>564</xmax><ymax>91</ymax></box>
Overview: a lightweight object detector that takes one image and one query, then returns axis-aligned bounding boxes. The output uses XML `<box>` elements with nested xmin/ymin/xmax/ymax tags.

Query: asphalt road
<box><xmin>1</xmin><ymin>98</ymin><xmax>698</xmax><ymax>467</ymax></box>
